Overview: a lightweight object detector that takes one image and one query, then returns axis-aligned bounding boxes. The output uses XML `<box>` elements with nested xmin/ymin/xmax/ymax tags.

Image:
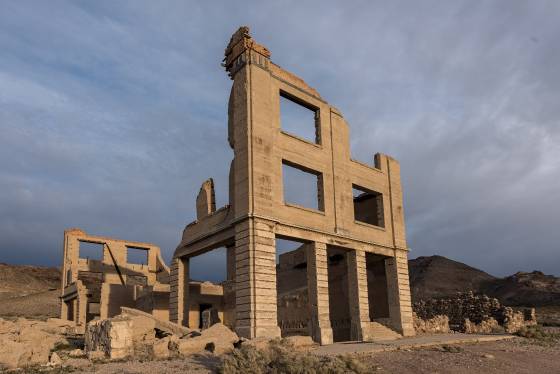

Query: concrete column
<box><xmin>306</xmin><ymin>242</ymin><xmax>333</xmax><ymax>345</ymax></box>
<box><xmin>169</xmin><ymin>258</ymin><xmax>179</xmax><ymax>324</ymax></box>
<box><xmin>169</xmin><ymin>257</ymin><xmax>190</xmax><ymax>326</ymax></box>
<box><xmin>226</xmin><ymin>245</ymin><xmax>236</xmax><ymax>281</ymax></box>
<box><xmin>347</xmin><ymin>249</ymin><xmax>370</xmax><ymax>341</ymax></box>
<box><xmin>385</xmin><ymin>249</ymin><xmax>415</xmax><ymax>336</ymax></box>
<box><xmin>77</xmin><ymin>290</ymin><xmax>87</xmax><ymax>326</ymax></box>
<box><xmin>234</xmin><ymin>218</ymin><xmax>281</xmax><ymax>339</ymax></box>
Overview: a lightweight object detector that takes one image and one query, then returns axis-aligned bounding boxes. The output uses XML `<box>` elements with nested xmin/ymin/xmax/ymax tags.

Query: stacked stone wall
<box><xmin>413</xmin><ymin>292</ymin><xmax>536</xmax><ymax>333</ymax></box>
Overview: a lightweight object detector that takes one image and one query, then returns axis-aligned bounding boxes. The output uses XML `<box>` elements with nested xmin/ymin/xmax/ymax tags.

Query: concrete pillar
<box><xmin>385</xmin><ymin>249</ymin><xmax>415</xmax><ymax>336</ymax></box>
<box><xmin>226</xmin><ymin>245</ymin><xmax>236</xmax><ymax>281</ymax></box>
<box><xmin>169</xmin><ymin>256</ymin><xmax>190</xmax><ymax>326</ymax></box>
<box><xmin>306</xmin><ymin>242</ymin><xmax>333</xmax><ymax>345</ymax></box>
<box><xmin>347</xmin><ymin>249</ymin><xmax>370</xmax><ymax>341</ymax></box>
<box><xmin>234</xmin><ymin>218</ymin><xmax>281</xmax><ymax>339</ymax></box>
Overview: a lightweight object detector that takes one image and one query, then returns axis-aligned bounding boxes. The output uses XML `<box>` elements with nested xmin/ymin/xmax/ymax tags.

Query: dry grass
<box><xmin>219</xmin><ymin>338</ymin><xmax>371</xmax><ymax>374</ymax></box>
<box><xmin>515</xmin><ymin>325</ymin><xmax>560</xmax><ymax>346</ymax></box>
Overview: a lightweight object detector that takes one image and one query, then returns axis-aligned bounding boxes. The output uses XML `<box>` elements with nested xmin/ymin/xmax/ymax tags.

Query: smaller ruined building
<box><xmin>59</xmin><ymin>229</ymin><xmax>230</xmax><ymax>332</ymax></box>
<box><xmin>60</xmin><ymin>229</ymin><xmax>171</xmax><ymax>332</ymax></box>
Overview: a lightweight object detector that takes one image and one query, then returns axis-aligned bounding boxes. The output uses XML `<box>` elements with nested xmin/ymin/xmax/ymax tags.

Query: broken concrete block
<box><xmin>49</xmin><ymin>352</ymin><xmax>62</xmax><ymax>366</ymax></box>
<box><xmin>87</xmin><ymin>350</ymin><xmax>105</xmax><ymax>361</ymax></box>
<box><xmin>0</xmin><ymin>340</ymin><xmax>29</xmax><ymax>370</ymax></box>
<box><xmin>178</xmin><ymin>323</ymin><xmax>239</xmax><ymax>355</ymax></box>
<box><xmin>85</xmin><ymin>309</ymin><xmax>191</xmax><ymax>360</ymax></box>
<box><xmin>152</xmin><ymin>338</ymin><xmax>170</xmax><ymax>359</ymax></box>
<box><xmin>121</xmin><ymin>307</ymin><xmax>190</xmax><ymax>336</ymax></box>
<box><xmin>68</xmin><ymin>349</ymin><xmax>84</xmax><ymax>358</ymax></box>
<box><xmin>0</xmin><ymin>318</ymin><xmax>70</xmax><ymax>369</ymax></box>
<box><xmin>284</xmin><ymin>335</ymin><xmax>315</xmax><ymax>348</ymax></box>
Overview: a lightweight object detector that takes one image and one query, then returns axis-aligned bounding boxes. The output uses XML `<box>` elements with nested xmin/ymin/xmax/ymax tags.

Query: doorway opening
<box><xmin>187</xmin><ymin>247</ymin><xmax>228</xmax><ymax>329</ymax></box>
<box><xmin>326</xmin><ymin>246</ymin><xmax>351</xmax><ymax>342</ymax></box>
<box><xmin>366</xmin><ymin>253</ymin><xmax>390</xmax><ymax>321</ymax></box>
<box><xmin>275</xmin><ymin>237</ymin><xmax>310</xmax><ymax>337</ymax></box>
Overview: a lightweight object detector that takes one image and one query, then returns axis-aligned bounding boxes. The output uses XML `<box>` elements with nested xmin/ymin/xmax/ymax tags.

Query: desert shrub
<box><xmin>491</xmin><ymin>325</ymin><xmax>505</xmax><ymax>334</ymax></box>
<box><xmin>516</xmin><ymin>325</ymin><xmax>560</xmax><ymax>346</ymax></box>
<box><xmin>441</xmin><ymin>344</ymin><xmax>463</xmax><ymax>353</ymax></box>
<box><xmin>219</xmin><ymin>338</ymin><xmax>370</xmax><ymax>374</ymax></box>
<box><xmin>13</xmin><ymin>366</ymin><xmax>75</xmax><ymax>374</ymax></box>
<box><xmin>51</xmin><ymin>341</ymin><xmax>74</xmax><ymax>352</ymax></box>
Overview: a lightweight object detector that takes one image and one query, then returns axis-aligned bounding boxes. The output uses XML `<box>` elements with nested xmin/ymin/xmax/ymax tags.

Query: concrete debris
<box><xmin>68</xmin><ymin>348</ymin><xmax>85</xmax><ymax>358</ymax></box>
<box><xmin>85</xmin><ymin>312</ymin><xmax>160</xmax><ymax>360</ymax></box>
<box><xmin>0</xmin><ymin>318</ymin><xmax>70</xmax><ymax>369</ymax></box>
<box><xmin>177</xmin><ymin>323</ymin><xmax>239</xmax><ymax>355</ymax></box>
<box><xmin>120</xmin><ymin>307</ymin><xmax>190</xmax><ymax>337</ymax></box>
<box><xmin>84</xmin><ymin>309</ymin><xmax>240</xmax><ymax>361</ymax></box>
<box><xmin>414</xmin><ymin>292</ymin><xmax>537</xmax><ymax>334</ymax></box>
<box><xmin>49</xmin><ymin>352</ymin><xmax>62</xmax><ymax>366</ymax></box>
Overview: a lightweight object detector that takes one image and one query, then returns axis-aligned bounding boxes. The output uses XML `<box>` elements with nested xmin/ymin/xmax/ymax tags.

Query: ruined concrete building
<box><xmin>60</xmin><ymin>229</ymin><xmax>171</xmax><ymax>332</ymax></box>
<box><xmin>59</xmin><ymin>27</ymin><xmax>415</xmax><ymax>345</ymax></box>
<box><xmin>60</xmin><ymin>229</ymin><xmax>227</xmax><ymax>332</ymax></box>
<box><xmin>169</xmin><ymin>27</ymin><xmax>415</xmax><ymax>344</ymax></box>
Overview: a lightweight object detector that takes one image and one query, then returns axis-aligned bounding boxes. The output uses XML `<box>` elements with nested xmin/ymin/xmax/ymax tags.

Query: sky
<box><xmin>0</xmin><ymin>0</ymin><xmax>559</xmax><ymax>278</ymax></box>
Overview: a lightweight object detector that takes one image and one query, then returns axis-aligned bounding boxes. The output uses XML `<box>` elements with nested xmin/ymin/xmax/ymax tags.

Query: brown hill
<box><xmin>482</xmin><ymin>271</ymin><xmax>560</xmax><ymax>307</ymax></box>
<box><xmin>409</xmin><ymin>256</ymin><xmax>560</xmax><ymax>307</ymax></box>
<box><xmin>0</xmin><ymin>263</ymin><xmax>60</xmax><ymax>319</ymax></box>
<box><xmin>408</xmin><ymin>255</ymin><xmax>496</xmax><ymax>301</ymax></box>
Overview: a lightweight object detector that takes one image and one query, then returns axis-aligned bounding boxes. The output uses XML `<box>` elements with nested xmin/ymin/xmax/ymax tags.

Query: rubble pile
<box><xmin>413</xmin><ymin>291</ymin><xmax>537</xmax><ymax>333</ymax></box>
<box><xmin>85</xmin><ymin>308</ymin><xmax>239</xmax><ymax>360</ymax></box>
<box><xmin>0</xmin><ymin>318</ymin><xmax>74</xmax><ymax>369</ymax></box>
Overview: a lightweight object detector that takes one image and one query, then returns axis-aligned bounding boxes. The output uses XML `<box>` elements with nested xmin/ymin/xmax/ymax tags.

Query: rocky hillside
<box><xmin>0</xmin><ymin>263</ymin><xmax>61</xmax><ymax>319</ymax></box>
<box><xmin>482</xmin><ymin>271</ymin><xmax>560</xmax><ymax>307</ymax></box>
<box><xmin>409</xmin><ymin>255</ymin><xmax>560</xmax><ymax>307</ymax></box>
<box><xmin>408</xmin><ymin>255</ymin><xmax>496</xmax><ymax>301</ymax></box>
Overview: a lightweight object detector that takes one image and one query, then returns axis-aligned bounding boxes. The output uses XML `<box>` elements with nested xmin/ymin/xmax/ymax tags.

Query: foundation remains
<box><xmin>169</xmin><ymin>27</ymin><xmax>415</xmax><ymax>344</ymax></box>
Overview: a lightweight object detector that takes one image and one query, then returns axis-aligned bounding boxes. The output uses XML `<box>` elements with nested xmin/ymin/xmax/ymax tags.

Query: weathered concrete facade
<box><xmin>170</xmin><ymin>27</ymin><xmax>415</xmax><ymax>344</ymax></box>
<box><xmin>60</xmin><ymin>228</ymin><xmax>171</xmax><ymax>332</ymax></box>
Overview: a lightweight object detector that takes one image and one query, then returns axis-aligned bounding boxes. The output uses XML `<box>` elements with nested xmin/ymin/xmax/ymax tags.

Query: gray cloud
<box><xmin>0</xmin><ymin>0</ymin><xmax>558</xmax><ymax>277</ymax></box>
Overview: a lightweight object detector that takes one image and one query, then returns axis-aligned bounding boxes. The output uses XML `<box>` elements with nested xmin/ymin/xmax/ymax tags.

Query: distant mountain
<box><xmin>482</xmin><ymin>271</ymin><xmax>560</xmax><ymax>307</ymax></box>
<box><xmin>408</xmin><ymin>255</ymin><xmax>496</xmax><ymax>301</ymax></box>
<box><xmin>409</xmin><ymin>255</ymin><xmax>560</xmax><ymax>307</ymax></box>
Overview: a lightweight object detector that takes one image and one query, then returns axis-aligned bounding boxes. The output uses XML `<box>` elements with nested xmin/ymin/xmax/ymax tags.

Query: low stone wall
<box><xmin>413</xmin><ymin>313</ymin><xmax>450</xmax><ymax>334</ymax></box>
<box><xmin>413</xmin><ymin>292</ymin><xmax>537</xmax><ymax>333</ymax></box>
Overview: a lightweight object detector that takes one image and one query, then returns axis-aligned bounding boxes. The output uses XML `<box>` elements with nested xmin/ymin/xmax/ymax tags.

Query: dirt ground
<box><xmin>362</xmin><ymin>338</ymin><xmax>560</xmax><ymax>374</ymax></box>
<box><xmin>12</xmin><ymin>337</ymin><xmax>555</xmax><ymax>374</ymax></box>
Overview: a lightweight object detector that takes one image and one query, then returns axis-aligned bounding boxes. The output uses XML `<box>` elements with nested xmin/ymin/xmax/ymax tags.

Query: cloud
<box><xmin>0</xmin><ymin>0</ymin><xmax>558</xmax><ymax>277</ymax></box>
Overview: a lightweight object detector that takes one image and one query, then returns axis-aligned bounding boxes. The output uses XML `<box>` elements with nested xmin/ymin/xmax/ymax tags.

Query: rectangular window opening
<box><xmin>78</xmin><ymin>241</ymin><xmax>104</xmax><ymax>261</ymax></box>
<box><xmin>127</xmin><ymin>246</ymin><xmax>149</xmax><ymax>266</ymax></box>
<box><xmin>282</xmin><ymin>161</ymin><xmax>324</xmax><ymax>212</ymax></box>
<box><xmin>280</xmin><ymin>91</ymin><xmax>320</xmax><ymax>144</ymax></box>
<box><xmin>352</xmin><ymin>185</ymin><xmax>385</xmax><ymax>227</ymax></box>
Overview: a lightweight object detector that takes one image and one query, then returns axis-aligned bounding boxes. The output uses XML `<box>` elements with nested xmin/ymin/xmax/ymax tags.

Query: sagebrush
<box><xmin>219</xmin><ymin>338</ymin><xmax>370</xmax><ymax>374</ymax></box>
